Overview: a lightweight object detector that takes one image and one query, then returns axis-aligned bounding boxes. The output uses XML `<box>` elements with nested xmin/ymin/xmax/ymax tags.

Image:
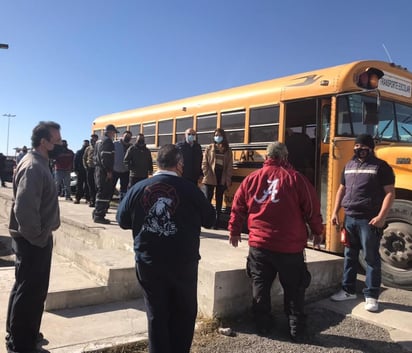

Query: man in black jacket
<box><xmin>176</xmin><ymin>128</ymin><xmax>203</xmax><ymax>184</ymax></box>
<box><xmin>73</xmin><ymin>139</ymin><xmax>90</xmax><ymax>204</ymax></box>
<box><xmin>117</xmin><ymin>144</ymin><xmax>215</xmax><ymax>353</ymax></box>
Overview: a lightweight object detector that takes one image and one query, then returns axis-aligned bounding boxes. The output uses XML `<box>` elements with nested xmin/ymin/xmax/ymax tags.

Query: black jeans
<box><xmin>247</xmin><ymin>247</ymin><xmax>308</xmax><ymax>320</ymax></box>
<box><xmin>86</xmin><ymin>167</ymin><xmax>96</xmax><ymax>204</ymax></box>
<box><xmin>75</xmin><ymin>169</ymin><xmax>89</xmax><ymax>202</ymax></box>
<box><xmin>136</xmin><ymin>261</ymin><xmax>198</xmax><ymax>353</ymax></box>
<box><xmin>128</xmin><ymin>176</ymin><xmax>147</xmax><ymax>189</ymax></box>
<box><xmin>6</xmin><ymin>236</ymin><xmax>53</xmax><ymax>353</ymax></box>
<box><xmin>112</xmin><ymin>171</ymin><xmax>129</xmax><ymax>199</ymax></box>
<box><xmin>204</xmin><ymin>184</ymin><xmax>226</xmax><ymax>215</ymax></box>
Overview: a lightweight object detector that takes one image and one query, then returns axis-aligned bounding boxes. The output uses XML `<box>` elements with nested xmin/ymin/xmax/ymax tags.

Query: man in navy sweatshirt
<box><xmin>117</xmin><ymin>144</ymin><xmax>215</xmax><ymax>353</ymax></box>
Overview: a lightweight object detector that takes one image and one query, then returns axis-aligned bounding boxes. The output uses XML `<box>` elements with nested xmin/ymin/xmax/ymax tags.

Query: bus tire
<box><xmin>359</xmin><ymin>199</ymin><xmax>412</xmax><ymax>290</ymax></box>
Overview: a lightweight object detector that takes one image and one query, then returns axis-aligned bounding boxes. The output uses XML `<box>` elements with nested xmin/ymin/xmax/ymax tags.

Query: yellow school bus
<box><xmin>92</xmin><ymin>60</ymin><xmax>412</xmax><ymax>289</ymax></box>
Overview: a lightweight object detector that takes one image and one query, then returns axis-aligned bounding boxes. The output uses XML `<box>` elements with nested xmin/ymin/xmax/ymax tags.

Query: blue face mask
<box><xmin>214</xmin><ymin>136</ymin><xmax>223</xmax><ymax>144</ymax></box>
<box><xmin>187</xmin><ymin>134</ymin><xmax>195</xmax><ymax>143</ymax></box>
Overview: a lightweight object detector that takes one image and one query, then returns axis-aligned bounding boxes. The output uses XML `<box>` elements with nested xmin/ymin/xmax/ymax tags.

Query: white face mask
<box><xmin>214</xmin><ymin>136</ymin><xmax>223</xmax><ymax>144</ymax></box>
<box><xmin>187</xmin><ymin>134</ymin><xmax>195</xmax><ymax>143</ymax></box>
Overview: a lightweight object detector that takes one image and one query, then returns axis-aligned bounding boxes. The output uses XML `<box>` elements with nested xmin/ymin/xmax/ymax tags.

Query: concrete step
<box><xmin>55</xmin><ymin>212</ymin><xmax>134</xmax><ymax>254</ymax></box>
<box><xmin>46</xmin><ymin>254</ymin><xmax>110</xmax><ymax>311</ymax></box>
<box><xmin>72</xmin><ymin>248</ymin><xmax>141</xmax><ymax>301</ymax></box>
<box><xmin>197</xmin><ymin>230</ymin><xmax>344</xmax><ymax>318</ymax></box>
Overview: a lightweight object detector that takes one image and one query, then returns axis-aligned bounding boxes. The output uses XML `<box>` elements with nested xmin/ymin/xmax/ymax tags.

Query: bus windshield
<box><xmin>337</xmin><ymin>94</ymin><xmax>412</xmax><ymax>143</ymax></box>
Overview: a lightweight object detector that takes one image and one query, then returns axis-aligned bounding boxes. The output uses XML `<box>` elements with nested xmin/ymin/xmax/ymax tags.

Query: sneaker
<box><xmin>365</xmin><ymin>297</ymin><xmax>379</xmax><ymax>312</ymax></box>
<box><xmin>94</xmin><ymin>217</ymin><xmax>110</xmax><ymax>224</ymax></box>
<box><xmin>73</xmin><ymin>199</ymin><xmax>80</xmax><ymax>204</ymax></box>
<box><xmin>330</xmin><ymin>289</ymin><xmax>357</xmax><ymax>301</ymax></box>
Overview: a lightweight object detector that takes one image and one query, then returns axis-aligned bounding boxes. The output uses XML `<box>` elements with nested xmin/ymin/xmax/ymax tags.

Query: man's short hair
<box><xmin>157</xmin><ymin>144</ymin><xmax>183</xmax><ymax>169</ymax></box>
<box><xmin>266</xmin><ymin>141</ymin><xmax>288</xmax><ymax>160</ymax></box>
<box><xmin>31</xmin><ymin>121</ymin><xmax>61</xmax><ymax>148</ymax></box>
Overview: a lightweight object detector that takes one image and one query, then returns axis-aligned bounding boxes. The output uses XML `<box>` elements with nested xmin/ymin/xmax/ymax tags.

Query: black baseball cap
<box><xmin>105</xmin><ymin>124</ymin><xmax>119</xmax><ymax>133</ymax></box>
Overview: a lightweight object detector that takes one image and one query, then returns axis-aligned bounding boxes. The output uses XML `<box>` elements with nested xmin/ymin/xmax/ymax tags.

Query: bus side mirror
<box><xmin>362</xmin><ymin>102</ymin><xmax>379</xmax><ymax>125</ymax></box>
<box><xmin>356</xmin><ymin>67</ymin><xmax>384</xmax><ymax>89</ymax></box>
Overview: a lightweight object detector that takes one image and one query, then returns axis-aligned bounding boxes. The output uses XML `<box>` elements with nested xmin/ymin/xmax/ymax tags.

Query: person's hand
<box><xmin>331</xmin><ymin>213</ymin><xmax>339</xmax><ymax>227</ymax></box>
<box><xmin>229</xmin><ymin>234</ymin><xmax>241</xmax><ymax>248</ymax></box>
<box><xmin>369</xmin><ymin>216</ymin><xmax>385</xmax><ymax>229</ymax></box>
<box><xmin>312</xmin><ymin>234</ymin><xmax>323</xmax><ymax>249</ymax></box>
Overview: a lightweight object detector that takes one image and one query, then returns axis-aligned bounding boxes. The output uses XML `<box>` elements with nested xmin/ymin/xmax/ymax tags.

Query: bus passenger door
<box><xmin>326</xmin><ymin>137</ymin><xmax>355</xmax><ymax>252</ymax></box>
<box><xmin>283</xmin><ymin>98</ymin><xmax>330</xmax><ymax>242</ymax></box>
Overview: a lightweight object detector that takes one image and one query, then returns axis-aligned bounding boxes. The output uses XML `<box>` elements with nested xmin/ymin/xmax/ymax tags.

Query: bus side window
<box><xmin>322</xmin><ymin>105</ymin><xmax>331</xmax><ymax>143</ymax></box>
<box><xmin>285</xmin><ymin>130</ymin><xmax>315</xmax><ymax>184</ymax></box>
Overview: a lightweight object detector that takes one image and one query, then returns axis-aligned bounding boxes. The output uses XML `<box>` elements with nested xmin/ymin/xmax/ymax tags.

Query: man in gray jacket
<box><xmin>6</xmin><ymin>121</ymin><xmax>62</xmax><ymax>353</ymax></box>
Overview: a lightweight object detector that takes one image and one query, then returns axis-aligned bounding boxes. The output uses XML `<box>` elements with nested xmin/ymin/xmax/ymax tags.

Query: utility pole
<box><xmin>2</xmin><ymin>114</ymin><xmax>16</xmax><ymax>157</ymax></box>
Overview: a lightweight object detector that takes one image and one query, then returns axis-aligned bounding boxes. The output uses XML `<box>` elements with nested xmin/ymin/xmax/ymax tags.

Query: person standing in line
<box><xmin>0</xmin><ymin>152</ymin><xmax>6</xmax><ymax>187</ymax></box>
<box><xmin>93</xmin><ymin>124</ymin><xmax>118</xmax><ymax>224</ymax></box>
<box><xmin>176</xmin><ymin>128</ymin><xmax>203</xmax><ymax>185</ymax></box>
<box><xmin>228</xmin><ymin>141</ymin><xmax>323</xmax><ymax>340</ymax></box>
<box><xmin>202</xmin><ymin>128</ymin><xmax>233</xmax><ymax>229</ymax></box>
<box><xmin>112</xmin><ymin>130</ymin><xmax>132</xmax><ymax>201</ymax></box>
<box><xmin>53</xmin><ymin>139</ymin><xmax>74</xmax><ymax>201</ymax></box>
<box><xmin>83</xmin><ymin>134</ymin><xmax>98</xmax><ymax>208</ymax></box>
<box><xmin>6</xmin><ymin>121</ymin><xmax>62</xmax><ymax>353</ymax></box>
<box><xmin>73</xmin><ymin>139</ymin><xmax>90</xmax><ymax>204</ymax></box>
<box><xmin>16</xmin><ymin>146</ymin><xmax>28</xmax><ymax>165</ymax></box>
<box><xmin>117</xmin><ymin>144</ymin><xmax>215</xmax><ymax>353</ymax></box>
<box><xmin>123</xmin><ymin>133</ymin><xmax>153</xmax><ymax>188</ymax></box>
<box><xmin>330</xmin><ymin>134</ymin><xmax>395</xmax><ymax>312</ymax></box>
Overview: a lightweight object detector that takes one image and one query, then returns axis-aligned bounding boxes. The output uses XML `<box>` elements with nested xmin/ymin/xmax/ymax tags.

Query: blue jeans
<box><xmin>342</xmin><ymin>216</ymin><xmax>383</xmax><ymax>299</ymax></box>
<box><xmin>54</xmin><ymin>170</ymin><xmax>71</xmax><ymax>198</ymax></box>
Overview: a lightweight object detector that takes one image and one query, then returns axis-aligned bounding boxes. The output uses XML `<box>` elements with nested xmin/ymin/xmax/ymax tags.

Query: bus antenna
<box><xmin>382</xmin><ymin>43</ymin><xmax>393</xmax><ymax>63</ymax></box>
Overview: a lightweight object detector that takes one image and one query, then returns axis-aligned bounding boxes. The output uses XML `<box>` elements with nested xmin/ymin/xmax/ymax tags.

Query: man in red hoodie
<box><xmin>228</xmin><ymin>141</ymin><xmax>323</xmax><ymax>340</ymax></box>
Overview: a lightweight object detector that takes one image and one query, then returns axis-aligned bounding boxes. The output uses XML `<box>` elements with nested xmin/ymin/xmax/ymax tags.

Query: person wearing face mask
<box><xmin>93</xmin><ymin>124</ymin><xmax>118</xmax><ymax>224</ymax></box>
<box><xmin>202</xmin><ymin>128</ymin><xmax>233</xmax><ymax>229</ymax></box>
<box><xmin>6</xmin><ymin>121</ymin><xmax>62</xmax><ymax>353</ymax></box>
<box><xmin>83</xmin><ymin>134</ymin><xmax>99</xmax><ymax>207</ymax></box>
<box><xmin>124</xmin><ymin>133</ymin><xmax>153</xmax><ymax>188</ymax></box>
<box><xmin>176</xmin><ymin>128</ymin><xmax>203</xmax><ymax>184</ymax></box>
<box><xmin>73</xmin><ymin>139</ymin><xmax>90</xmax><ymax>204</ymax></box>
<box><xmin>112</xmin><ymin>130</ymin><xmax>133</xmax><ymax>201</ymax></box>
<box><xmin>330</xmin><ymin>134</ymin><xmax>395</xmax><ymax>312</ymax></box>
<box><xmin>117</xmin><ymin>144</ymin><xmax>215</xmax><ymax>353</ymax></box>
<box><xmin>228</xmin><ymin>142</ymin><xmax>323</xmax><ymax>339</ymax></box>
<box><xmin>53</xmin><ymin>139</ymin><xmax>75</xmax><ymax>201</ymax></box>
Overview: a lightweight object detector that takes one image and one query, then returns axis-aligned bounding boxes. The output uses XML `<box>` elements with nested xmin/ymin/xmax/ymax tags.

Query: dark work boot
<box><xmin>213</xmin><ymin>214</ymin><xmax>220</xmax><ymax>230</ymax></box>
<box><xmin>288</xmin><ymin>313</ymin><xmax>306</xmax><ymax>341</ymax></box>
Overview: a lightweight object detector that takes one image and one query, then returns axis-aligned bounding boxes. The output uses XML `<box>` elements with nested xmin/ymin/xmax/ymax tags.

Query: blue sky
<box><xmin>1</xmin><ymin>0</ymin><xmax>411</xmax><ymax>156</ymax></box>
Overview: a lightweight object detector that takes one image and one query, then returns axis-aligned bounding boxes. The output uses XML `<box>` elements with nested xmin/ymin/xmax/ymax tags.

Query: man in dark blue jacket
<box><xmin>330</xmin><ymin>134</ymin><xmax>395</xmax><ymax>312</ymax></box>
<box><xmin>117</xmin><ymin>144</ymin><xmax>215</xmax><ymax>353</ymax></box>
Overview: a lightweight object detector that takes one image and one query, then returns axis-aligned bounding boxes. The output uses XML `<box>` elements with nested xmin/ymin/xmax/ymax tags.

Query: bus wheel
<box><xmin>360</xmin><ymin>200</ymin><xmax>412</xmax><ymax>290</ymax></box>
